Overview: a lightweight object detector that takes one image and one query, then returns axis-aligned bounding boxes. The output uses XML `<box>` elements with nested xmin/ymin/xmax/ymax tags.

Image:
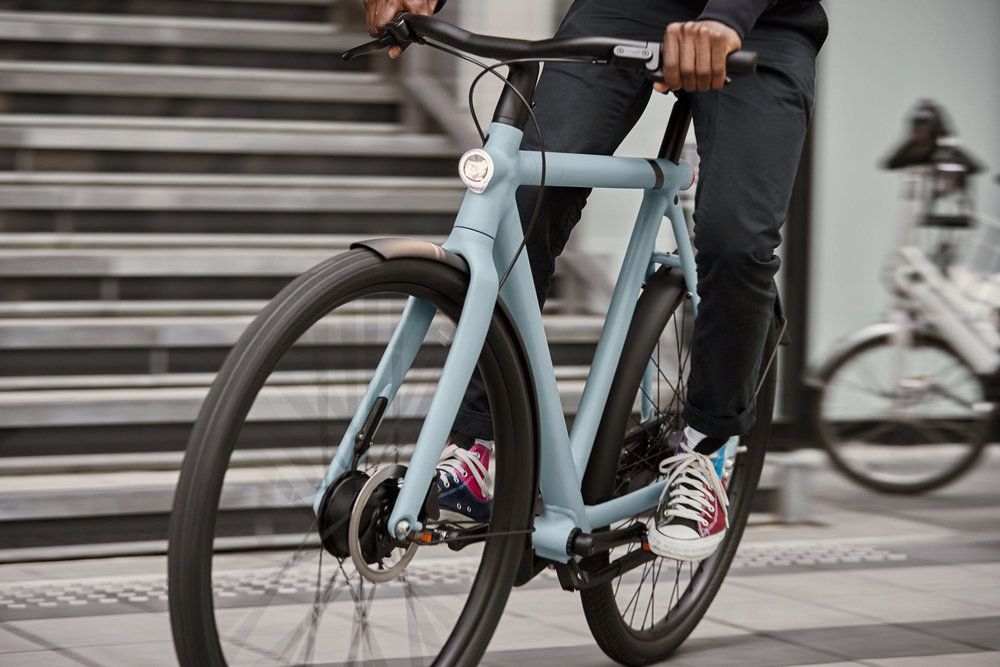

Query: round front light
<box><xmin>458</xmin><ymin>149</ymin><xmax>494</xmax><ymax>193</ymax></box>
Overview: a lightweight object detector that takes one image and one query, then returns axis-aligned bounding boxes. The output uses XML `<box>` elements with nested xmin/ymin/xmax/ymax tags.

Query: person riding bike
<box><xmin>363</xmin><ymin>0</ymin><xmax>828</xmax><ymax>561</ymax></box>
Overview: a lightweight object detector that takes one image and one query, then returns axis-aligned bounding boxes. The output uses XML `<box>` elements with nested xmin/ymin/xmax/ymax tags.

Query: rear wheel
<box><xmin>809</xmin><ymin>327</ymin><xmax>990</xmax><ymax>494</ymax></box>
<box><xmin>168</xmin><ymin>249</ymin><xmax>537</xmax><ymax>666</ymax></box>
<box><xmin>580</xmin><ymin>268</ymin><xmax>778</xmax><ymax>665</ymax></box>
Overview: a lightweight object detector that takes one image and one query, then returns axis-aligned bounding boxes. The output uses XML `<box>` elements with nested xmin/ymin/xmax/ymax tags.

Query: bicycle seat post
<box><xmin>658</xmin><ymin>94</ymin><xmax>692</xmax><ymax>164</ymax></box>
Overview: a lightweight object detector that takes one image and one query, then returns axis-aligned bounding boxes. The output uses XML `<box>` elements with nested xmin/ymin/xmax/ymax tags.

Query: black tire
<box><xmin>808</xmin><ymin>328</ymin><xmax>989</xmax><ymax>495</ymax></box>
<box><xmin>580</xmin><ymin>267</ymin><xmax>778</xmax><ymax>666</ymax></box>
<box><xmin>168</xmin><ymin>249</ymin><xmax>537</xmax><ymax>666</ymax></box>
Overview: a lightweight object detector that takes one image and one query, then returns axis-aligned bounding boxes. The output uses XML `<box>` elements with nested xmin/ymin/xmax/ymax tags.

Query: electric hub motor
<box><xmin>316</xmin><ymin>465</ymin><xmax>418</xmax><ymax>583</ymax></box>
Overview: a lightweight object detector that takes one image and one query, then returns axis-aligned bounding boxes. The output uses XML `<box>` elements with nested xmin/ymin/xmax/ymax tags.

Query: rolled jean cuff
<box><xmin>681</xmin><ymin>399</ymin><xmax>757</xmax><ymax>442</ymax></box>
<box><xmin>451</xmin><ymin>406</ymin><xmax>493</xmax><ymax>442</ymax></box>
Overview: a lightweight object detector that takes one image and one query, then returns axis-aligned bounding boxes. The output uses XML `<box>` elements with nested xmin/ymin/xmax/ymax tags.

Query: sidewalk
<box><xmin>1</xmin><ymin>447</ymin><xmax>998</xmax><ymax>666</ymax></box>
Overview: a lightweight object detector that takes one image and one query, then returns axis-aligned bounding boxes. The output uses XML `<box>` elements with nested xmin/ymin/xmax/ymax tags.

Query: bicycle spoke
<box><xmin>641</xmin><ymin>558</ymin><xmax>663</xmax><ymax>631</ymax></box>
<box><xmin>624</xmin><ymin>559</ymin><xmax>655</xmax><ymax>626</ymax></box>
<box><xmin>224</xmin><ymin>526</ymin><xmax>323</xmax><ymax>662</ymax></box>
<box><xmin>667</xmin><ymin>561</ymin><xmax>682</xmax><ymax>615</ymax></box>
<box><xmin>400</xmin><ymin>575</ymin><xmax>446</xmax><ymax>660</ymax></box>
<box><xmin>273</xmin><ymin>553</ymin><xmax>346</xmax><ymax>664</ymax></box>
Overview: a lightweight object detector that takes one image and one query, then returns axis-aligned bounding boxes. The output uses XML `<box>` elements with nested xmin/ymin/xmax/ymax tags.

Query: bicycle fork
<box><xmin>312</xmin><ymin>144</ymin><xmax>525</xmax><ymax>537</ymax></box>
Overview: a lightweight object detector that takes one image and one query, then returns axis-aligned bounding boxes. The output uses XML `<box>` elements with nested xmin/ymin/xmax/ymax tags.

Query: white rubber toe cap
<box><xmin>645</xmin><ymin>518</ymin><xmax>725</xmax><ymax>562</ymax></box>
<box><xmin>653</xmin><ymin>522</ymin><xmax>701</xmax><ymax>540</ymax></box>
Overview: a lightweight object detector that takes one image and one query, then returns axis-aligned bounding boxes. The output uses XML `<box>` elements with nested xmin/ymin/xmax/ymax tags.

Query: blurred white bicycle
<box><xmin>807</xmin><ymin>101</ymin><xmax>999</xmax><ymax>494</ymax></box>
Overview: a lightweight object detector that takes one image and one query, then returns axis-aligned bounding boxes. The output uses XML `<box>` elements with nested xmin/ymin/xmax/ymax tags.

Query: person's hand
<box><xmin>656</xmin><ymin>20</ymin><xmax>742</xmax><ymax>93</ymax></box>
<box><xmin>363</xmin><ymin>0</ymin><xmax>438</xmax><ymax>58</ymax></box>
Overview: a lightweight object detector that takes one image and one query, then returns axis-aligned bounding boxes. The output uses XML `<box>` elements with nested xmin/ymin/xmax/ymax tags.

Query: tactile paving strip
<box><xmin>0</xmin><ymin>542</ymin><xmax>909</xmax><ymax>621</ymax></box>
<box><xmin>731</xmin><ymin>542</ymin><xmax>908</xmax><ymax>570</ymax></box>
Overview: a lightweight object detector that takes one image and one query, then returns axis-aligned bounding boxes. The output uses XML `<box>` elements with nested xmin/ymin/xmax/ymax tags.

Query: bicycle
<box><xmin>168</xmin><ymin>13</ymin><xmax>779</xmax><ymax>666</ymax></box>
<box><xmin>806</xmin><ymin>100</ymin><xmax>998</xmax><ymax>494</ymax></box>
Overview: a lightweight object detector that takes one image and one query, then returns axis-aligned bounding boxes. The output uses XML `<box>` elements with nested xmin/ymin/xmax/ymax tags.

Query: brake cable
<box><xmin>421</xmin><ymin>42</ymin><xmax>604</xmax><ymax>290</ymax></box>
<box><xmin>346</xmin><ymin>22</ymin><xmax>607</xmax><ymax>291</ymax></box>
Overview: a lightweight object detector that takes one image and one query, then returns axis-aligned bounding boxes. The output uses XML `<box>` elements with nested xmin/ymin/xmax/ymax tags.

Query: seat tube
<box><xmin>666</xmin><ymin>196</ymin><xmax>699</xmax><ymax>315</ymax></box>
<box><xmin>570</xmin><ymin>189</ymin><xmax>672</xmax><ymax>478</ymax></box>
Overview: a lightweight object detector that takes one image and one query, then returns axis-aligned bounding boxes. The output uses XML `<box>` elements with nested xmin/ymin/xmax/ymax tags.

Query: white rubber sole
<box><xmin>645</xmin><ymin>521</ymin><xmax>725</xmax><ymax>562</ymax></box>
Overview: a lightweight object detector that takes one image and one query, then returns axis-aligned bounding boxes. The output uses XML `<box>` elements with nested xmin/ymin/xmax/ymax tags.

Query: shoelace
<box><xmin>657</xmin><ymin>440</ymin><xmax>729</xmax><ymax>529</ymax></box>
<box><xmin>437</xmin><ymin>444</ymin><xmax>491</xmax><ymax>496</ymax></box>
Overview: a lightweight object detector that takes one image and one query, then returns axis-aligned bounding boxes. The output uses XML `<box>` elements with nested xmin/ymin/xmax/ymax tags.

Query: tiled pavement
<box><xmin>1</xmin><ymin>448</ymin><xmax>998</xmax><ymax>666</ymax></box>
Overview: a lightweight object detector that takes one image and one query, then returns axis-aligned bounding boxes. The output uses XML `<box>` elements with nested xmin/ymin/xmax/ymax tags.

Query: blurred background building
<box><xmin>0</xmin><ymin>0</ymin><xmax>997</xmax><ymax>554</ymax></box>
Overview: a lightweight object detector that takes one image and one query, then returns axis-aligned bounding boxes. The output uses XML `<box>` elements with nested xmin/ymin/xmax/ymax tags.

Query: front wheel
<box><xmin>580</xmin><ymin>268</ymin><xmax>778</xmax><ymax>666</ymax></box>
<box><xmin>808</xmin><ymin>326</ymin><xmax>990</xmax><ymax>494</ymax></box>
<box><xmin>168</xmin><ymin>249</ymin><xmax>537</xmax><ymax>666</ymax></box>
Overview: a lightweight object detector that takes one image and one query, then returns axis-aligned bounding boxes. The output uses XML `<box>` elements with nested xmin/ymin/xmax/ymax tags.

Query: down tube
<box><xmin>569</xmin><ymin>189</ymin><xmax>672</xmax><ymax>480</ymax></box>
<box><xmin>587</xmin><ymin>196</ymin><xmax>701</xmax><ymax>527</ymax></box>
<box><xmin>494</xmin><ymin>202</ymin><xmax>584</xmax><ymax>525</ymax></box>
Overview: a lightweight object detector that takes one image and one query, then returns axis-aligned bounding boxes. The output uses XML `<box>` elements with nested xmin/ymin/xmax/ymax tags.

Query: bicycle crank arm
<box><xmin>554</xmin><ymin>545</ymin><xmax>657</xmax><ymax>592</ymax></box>
<box><xmin>568</xmin><ymin>523</ymin><xmax>647</xmax><ymax>558</ymax></box>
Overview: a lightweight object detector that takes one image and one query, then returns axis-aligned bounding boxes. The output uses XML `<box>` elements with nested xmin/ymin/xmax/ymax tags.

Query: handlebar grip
<box><xmin>645</xmin><ymin>48</ymin><xmax>757</xmax><ymax>83</ymax></box>
<box><xmin>726</xmin><ymin>50</ymin><xmax>757</xmax><ymax>74</ymax></box>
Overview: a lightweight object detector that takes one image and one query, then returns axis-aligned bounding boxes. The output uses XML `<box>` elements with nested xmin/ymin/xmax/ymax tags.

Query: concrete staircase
<box><xmin>0</xmin><ymin>0</ymin><xmax>605</xmax><ymax>556</ymax></box>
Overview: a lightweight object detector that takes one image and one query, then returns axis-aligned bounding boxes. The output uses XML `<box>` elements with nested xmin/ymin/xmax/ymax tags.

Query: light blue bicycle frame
<box><xmin>315</xmin><ymin>121</ymin><xmax>706</xmax><ymax>563</ymax></box>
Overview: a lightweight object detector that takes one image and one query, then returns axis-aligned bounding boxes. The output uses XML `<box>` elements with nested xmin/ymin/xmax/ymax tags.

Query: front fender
<box><xmin>350</xmin><ymin>237</ymin><xmax>468</xmax><ymax>274</ymax></box>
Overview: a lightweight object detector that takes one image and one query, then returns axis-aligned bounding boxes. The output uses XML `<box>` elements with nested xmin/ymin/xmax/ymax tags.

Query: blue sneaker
<box><xmin>435</xmin><ymin>439</ymin><xmax>493</xmax><ymax>522</ymax></box>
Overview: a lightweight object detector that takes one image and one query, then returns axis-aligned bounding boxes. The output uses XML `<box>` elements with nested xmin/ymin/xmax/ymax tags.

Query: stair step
<box><xmin>0</xmin><ymin>231</ymin><xmax>440</xmax><ymax>248</ymax></box>
<box><xmin>0</xmin><ymin>309</ymin><xmax>601</xmax><ymax>375</ymax></box>
<box><xmin>0</xmin><ymin>0</ymin><xmax>333</xmax><ymax>23</ymax></box>
<box><xmin>0</xmin><ymin>11</ymin><xmax>366</xmax><ymax>70</ymax></box>
<box><xmin>0</xmin><ymin>41</ymin><xmax>362</xmax><ymax>74</ymax></box>
<box><xmin>0</xmin><ymin>115</ymin><xmax>451</xmax><ymax>155</ymax></box>
<box><xmin>0</xmin><ymin>114</ymin><xmax>402</xmax><ymax>135</ymax></box>
<box><xmin>0</xmin><ymin>61</ymin><xmax>396</xmax><ymax>102</ymax></box>
<box><xmin>0</xmin><ymin>173</ymin><xmax>464</xmax><ymax>212</ymax></box>
<box><xmin>0</xmin><ymin>446</ymin><xmax>341</xmax><ymax>474</ymax></box>
<box><xmin>0</xmin><ymin>299</ymin><xmax>268</xmax><ymax>317</ymax></box>
<box><xmin>0</xmin><ymin>367</ymin><xmax>593</xmax><ymax>429</ymax></box>
<box><xmin>0</xmin><ymin>209</ymin><xmax>459</xmax><ymax>236</ymax></box>
<box><xmin>0</xmin><ymin>297</ymin><xmax>575</xmax><ymax>318</ymax></box>
<box><xmin>0</xmin><ymin>11</ymin><xmax>361</xmax><ymax>52</ymax></box>
<box><xmin>0</xmin><ymin>248</ymin><xmax>364</xmax><ymax>276</ymax></box>
<box><xmin>0</xmin><ymin>461</ymin><xmax>378</xmax><ymax>521</ymax></box>
<box><xmin>0</xmin><ymin>314</ymin><xmax>604</xmax><ymax>351</ymax></box>
<box><xmin>0</xmin><ymin>452</ymin><xmax>810</xmax><ymax>551</ymax></box>
<box><xmin>0</xmin><ymin>114</ymin><xmax>457</xmax><ymax>175</ymax></box>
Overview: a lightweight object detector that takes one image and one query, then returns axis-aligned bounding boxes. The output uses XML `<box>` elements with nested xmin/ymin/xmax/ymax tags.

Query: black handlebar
<box><xmin>343</xmin><ymin>13</ymin><xmax>757</xmax><ymax>80</ymax></box>
<box><xmin>721</xmin><ymin>49</ymin><xmax>758</xmax><ymax>74</ymax></box>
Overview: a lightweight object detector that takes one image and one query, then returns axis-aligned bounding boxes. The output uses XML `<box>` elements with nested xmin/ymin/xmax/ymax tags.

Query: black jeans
<box><xmin>452</xmin><ymin>0</ymin><xmax>828</xmax><ymax>445</ymax></box>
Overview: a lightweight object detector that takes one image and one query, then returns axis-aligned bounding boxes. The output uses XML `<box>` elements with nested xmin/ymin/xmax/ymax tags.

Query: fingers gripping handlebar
<box><xmin>342</xmin><ymin>13</ymin><xmax>757</xmax><ymax>80</ymax></box>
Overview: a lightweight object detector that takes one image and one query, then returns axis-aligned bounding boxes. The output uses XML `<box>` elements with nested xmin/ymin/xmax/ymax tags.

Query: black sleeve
<box><xmin>697</xmin><ymin>0</ymin><xmax>776</xmax><ymax>40</ymax></box>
